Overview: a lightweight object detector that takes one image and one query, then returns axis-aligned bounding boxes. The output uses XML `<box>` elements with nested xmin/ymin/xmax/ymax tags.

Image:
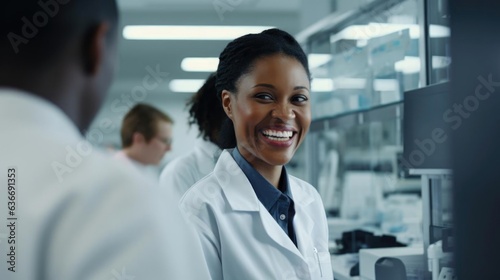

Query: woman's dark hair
<box><xmin>215</xmin><ymin>28</ymin><xmax>311</xmax><ymax>149</ymax></box>
<box><xmin>187</xmin><ymin>73</ymin><xmax>227</xmax><ymax>149</ymax></box>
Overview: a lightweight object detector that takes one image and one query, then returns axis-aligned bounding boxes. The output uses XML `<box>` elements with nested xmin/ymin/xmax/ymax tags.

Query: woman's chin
<box><xmin>261</xmin><ymin>151</ymin><xmax>294</xmax><ymax>167</ymax></box>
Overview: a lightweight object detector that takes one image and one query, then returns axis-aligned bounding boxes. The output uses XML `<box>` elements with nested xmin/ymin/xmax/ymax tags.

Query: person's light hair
<box><xmin>121</xmin><ymin>103</ymin><xmax>173</xmax><ymax>148</ymax></box>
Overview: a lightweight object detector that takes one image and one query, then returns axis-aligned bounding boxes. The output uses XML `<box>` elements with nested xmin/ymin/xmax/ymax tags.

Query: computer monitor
<box><xmin>403</xmin><ymin>82</ymin><xmax>452</xmax><ymax>171</ymax></box>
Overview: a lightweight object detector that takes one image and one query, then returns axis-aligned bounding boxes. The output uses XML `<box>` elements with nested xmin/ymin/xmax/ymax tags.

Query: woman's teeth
<box><xmin>262</xmin><ymin>130</ymin><xmax>293</xmax><ymax>141</ymax></box>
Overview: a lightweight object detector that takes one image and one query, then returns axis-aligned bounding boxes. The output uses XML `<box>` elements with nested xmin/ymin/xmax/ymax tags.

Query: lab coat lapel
<box><xmin>257</xmin><ymin>178</ymin><xmax>317</xmax><ymax>263</ymax></box>
<box><xmin>257</xmin><ymin>204</ymin><xmax>305</xmax><ymax>260</ymax></box>
<box><xmin>290</xmin><ymin>179</ymin><xmax>316</xmax><ymax>257</ymax></box>
<box><xmin>215</xmin><ymin>151</ymin><xmax>260</xmax><ymax>211</ymax></box>
<box><xmin>216</xmin><ymin>151</ymin><xmax>305</xmax><ymax>261</ymax></box>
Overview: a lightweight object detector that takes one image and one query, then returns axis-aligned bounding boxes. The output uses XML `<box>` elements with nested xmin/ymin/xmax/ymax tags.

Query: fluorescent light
<box><xmin>432</xmin><ymin>55</ymin><xmax>451</xmax><ymax>69</ymax></box>
<box><xmin>181</xmin><ymin>57</ymin><xmax>219</xmax><ymax>72</ymax></box>
<box><xmin>395</xmin><ymin>55</ymin><xmax>450</xmax><ymax>74</ymax></box>
<box><xmin>429</xmin><ymin>25</ymin><xmax>450</xmax><ymax>38</ymax></box>
<box><xmin>312</xmin><ymin>77</ymin><xmax>398</xmax><ymax>92</ymax></box>
<box><xmin>331</xmin><ymin>23</ymin><xmax>449</xmax><ymax>43</ymax></box>
<box><xmin>395</xmin><ymin>56</ymin><xmax>421</xmax><ymax>74</ymax></box>
<box><xmin>311</xmin><ymin>78</ymin><xmax>334</xmax><ymax>92</ymax></box>
<box><xmin>331</xmin><ymin>25</ymin><xmax>372</xmax><ymax>41</ymax></box>
<box><xmin>169</xmin><ymin>79</ymin><xmax>205</xmax><ymax>93</ymax></box>
<box><xmin>330</xmin><ymin>23</ymin><xmax>413</xmax><ymax>41</ymax></box>
<box><xmin>312</xmin><ymin>78</ymin><xmax>367</xmax><ymax>92</ymax></box>
<box><xmin>123</xmin><ymin>25</ymin><xmax>275</xmax><ymax>40</ymax></box>
<box><xmin>373</xmin><ymin>79</ymin><xmax>399</xmax><ymax>91</ymax></box>
<box><xmin>358</xmin><ymin>23</ymin><xmax>419</xmax><ymax>39</ymax></box>
<box><xmin>308</xmin><ymin>54</ymin><xmax>332</xmax><ymax>69</ymax></box>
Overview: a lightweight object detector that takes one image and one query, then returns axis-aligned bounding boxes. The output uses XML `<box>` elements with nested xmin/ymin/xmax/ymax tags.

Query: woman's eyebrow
<box><xmin>253</xmin><ymin>84</ymin><xmax>310</xmax><ymax>92</ymax></box>
<box><xmin>294</xmin><ymin>86</ymin><xmax>310</xmax><ymax>92</ymax></box>
<box><xmin>253</xmin><ymin>83</ymin><xmax>275</xmax><ymax>89</ymax></box>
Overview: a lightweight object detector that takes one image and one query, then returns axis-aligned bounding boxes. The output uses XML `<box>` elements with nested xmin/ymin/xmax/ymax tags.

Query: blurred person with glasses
<box><xmin>115</xmin><ymin>103</ymin><xmax>173</xmax><ymax>181</ymax></box>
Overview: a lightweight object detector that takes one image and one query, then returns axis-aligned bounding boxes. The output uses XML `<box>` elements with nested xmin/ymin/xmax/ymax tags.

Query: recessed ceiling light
<box><xmin>330</xmin><ymin>23</ymin><xmax>449</xmax><ymax>43</ymax></box>
<box><xmin>395</xmin><ymin>56</ymin><xmax>421</xmax><ymax>74</ymax></box>
<box><xmin>169</xmin><ymin>79</ymin><xmax>206</xmax><ymax>93</ymax></box>
<box><xmin>123</xmin><ymin>25</ymin><xmax>275</xmax><ymax>40</ymax></box>
<box><xmin>308</xmin><ymin>54</ymin><xmax>332</xmax><ymax>69</ymax></box>
<box><xmin>311</xmin><ymin>78</ymin><xmax>334</xmax><ymax>92</ymax></box>
<box><xmin>181</xmin><ymin>57</ymin><xmax>219</xmax><ymax>72</ymax></box>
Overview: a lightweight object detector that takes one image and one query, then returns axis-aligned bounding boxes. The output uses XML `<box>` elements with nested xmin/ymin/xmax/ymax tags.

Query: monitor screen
<box><xmin>403</xmin><ymin>82</ymin><xmax>452</xmax><ymax>170</ymax></box>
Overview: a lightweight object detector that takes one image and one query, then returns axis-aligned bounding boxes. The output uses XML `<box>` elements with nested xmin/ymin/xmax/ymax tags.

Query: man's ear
<box><xmin>83</xmin><ymin>22</ymin><xmax>110</xmax><ymax>75</ymax></box>
<box><xmin>132</xmin><ymin>132</ymin><xmax>146</xmax><ymax>145</ymax></box>
<box><xmin>221</xmin><ymin>90</ymin><xmax>234</xmax><ymax>120</ymax></box>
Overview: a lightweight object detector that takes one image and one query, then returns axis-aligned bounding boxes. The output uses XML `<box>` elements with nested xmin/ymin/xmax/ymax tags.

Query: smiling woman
<box><xmin>179</xmin><ymin>28</ymin><xmax>333</xmax><ymax>279</ymax></box>
<box><xmin>222</xmin><ymin>54</ymin><xmax>311</xmax><ymax>185</ymax></box>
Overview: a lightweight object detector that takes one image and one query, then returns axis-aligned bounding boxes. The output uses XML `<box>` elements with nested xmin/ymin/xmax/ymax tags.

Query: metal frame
<box><xmin>419</xmin><ymin>0</ymin><xmax>429</xmax><ymax>86</ymax></box>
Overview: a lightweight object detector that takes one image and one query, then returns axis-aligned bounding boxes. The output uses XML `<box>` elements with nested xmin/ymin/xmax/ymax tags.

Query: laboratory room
<box><xmin>1</xmin><ymin>0</ymin><xmax>499</xmax><ymax>279</ymax></box>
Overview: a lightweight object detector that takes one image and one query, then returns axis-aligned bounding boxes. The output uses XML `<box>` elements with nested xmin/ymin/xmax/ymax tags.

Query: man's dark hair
<box><xmin>0</xmin><ymin>0</ymin><xmax>119</xmax><ymax>65</ymax></box>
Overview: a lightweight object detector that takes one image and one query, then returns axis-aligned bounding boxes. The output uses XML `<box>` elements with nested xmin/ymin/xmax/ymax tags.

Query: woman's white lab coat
<box><xmin>179</xmin><ymin>150</ymin><xmax>333</xmax><ymax>280</ymax></box>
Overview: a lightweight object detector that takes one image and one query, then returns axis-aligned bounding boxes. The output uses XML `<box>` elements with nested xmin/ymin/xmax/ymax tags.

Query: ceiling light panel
<box><xmin>169</xmin><ymin>79</ymin><xmax>205</xmax><ymax>93</ymax></box>
<box><xmin>181</xmin><ymin>57</ymin><xmax>219</xmax><ymax>72</ymax></box>
<box><xmin>123</xmin><ymin>25</ymin><xmax>275</xmax><ymax>40</ymax></box>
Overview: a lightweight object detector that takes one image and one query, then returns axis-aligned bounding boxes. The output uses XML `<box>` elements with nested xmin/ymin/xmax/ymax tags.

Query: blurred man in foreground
<box><xmin>0</xmin><ymin>1</ymin><xmax>208</xmax><ymax>279</ymax></box>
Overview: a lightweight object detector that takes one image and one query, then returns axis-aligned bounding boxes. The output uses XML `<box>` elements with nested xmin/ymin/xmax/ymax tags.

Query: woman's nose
<box><xmin>271</xmin><ymin>103</ymin><xmax>295</xmax><ymax>120</ymax></box>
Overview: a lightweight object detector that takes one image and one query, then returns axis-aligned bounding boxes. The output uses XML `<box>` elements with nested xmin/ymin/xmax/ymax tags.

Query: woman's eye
<box><xmin>255</xmin><ymin>93</ymin><xmax>273</xmax><ymax>100</ymax></box>
<box><xmin>292</xmin><ymin>95</ymin><xmax>309</xmax><ymax>103</ymax></box>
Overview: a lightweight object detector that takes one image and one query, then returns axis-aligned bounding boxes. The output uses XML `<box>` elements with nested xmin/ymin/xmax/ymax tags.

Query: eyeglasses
<box><xmin>156</xmin><ymin>137</ymin><xmax>172</xmax><ymax>146</ymax></box>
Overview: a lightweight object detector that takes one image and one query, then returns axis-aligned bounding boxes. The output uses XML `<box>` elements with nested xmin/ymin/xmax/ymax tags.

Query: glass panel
<box><xmin>427</xmin><ymin>0</ymin><xmax>451</xmax><ymax>84</ymax></box>
<box><xmin>430</xmin><ymin>176</ymin><xmax>453</xmax><ymax>235</ymax></box>
<box><xmin>309</xmin><ymin>103</ymin><xmax>422</xmax><ymax>245</ymax></box>
<box><xmin>309</xmin><ymin>0</ymin><xmax>422</xmax><ymax>120</ymax></box>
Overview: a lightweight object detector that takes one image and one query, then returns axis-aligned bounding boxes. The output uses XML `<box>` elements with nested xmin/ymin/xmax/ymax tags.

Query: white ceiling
<box><xmin>109</xmin><ymin>0</ymin><xmax>303</xmax><ymax>100</ymax></box>
<box><xmin>118</xmin><ymin>0</ymin><xmax>301</xmax><ymax>12</ymax></box>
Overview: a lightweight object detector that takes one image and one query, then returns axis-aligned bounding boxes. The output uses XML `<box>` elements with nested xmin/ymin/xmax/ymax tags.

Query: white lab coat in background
<box><xmin>180</xmin><ymin>150</ymin><xmax>334</xmax><ymax>280</ymax></box>
<box><xmin>0</xmin><ymin>89</ymin><xmax>209</xmax><ymax>280</ymax></box>
<box><xmin>113</xmin><ymin>150</ymin><xmax>161</xmax><ymax>182</ymax></box>
<box><xmin>160</xmin><ymin>139</ymin><xmax>221</xmax><ymax>201</ymax></box>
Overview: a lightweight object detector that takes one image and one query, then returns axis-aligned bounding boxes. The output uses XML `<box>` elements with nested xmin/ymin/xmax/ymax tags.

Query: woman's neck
<box><xmin>257</xmin><ymin>165</ymin><xmax>282</xmax><ymax>188</ymax></box>
<box><xmin>239</xmin><ymin>151</ymin><xmax>283</xmax><ymax>188</ymax></box>
<box><xmin>237</xmin><ymin>145</ymin><xmax>285</xmax><ymax>188</ymax></box>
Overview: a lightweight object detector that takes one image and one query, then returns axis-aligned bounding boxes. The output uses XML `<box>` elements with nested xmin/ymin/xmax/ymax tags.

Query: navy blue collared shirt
<box><xmin>231</xmin><ymin>148</ymin><xmax>297</xmax><ymax>247</ymax></box>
